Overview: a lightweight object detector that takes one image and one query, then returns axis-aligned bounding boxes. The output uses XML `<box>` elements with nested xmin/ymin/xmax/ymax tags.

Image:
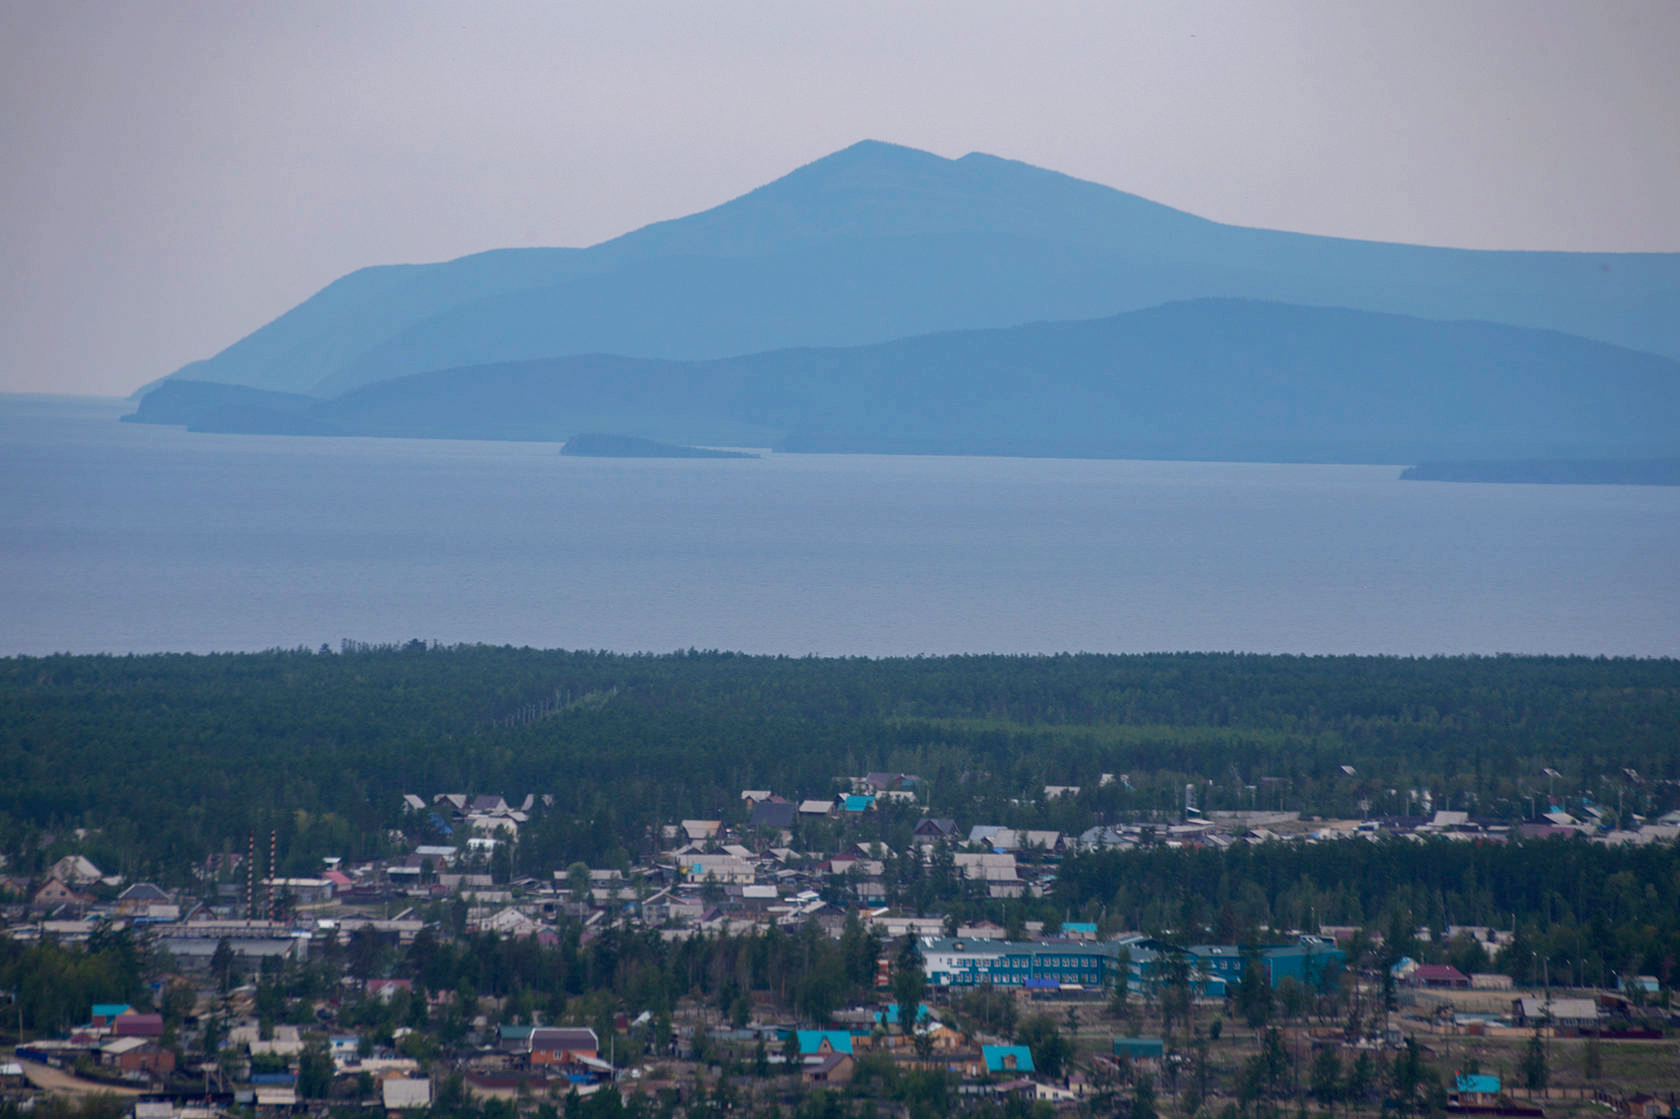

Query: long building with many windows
<box><xmin>919</xmin><ymin>935</ymin><xmax>1343</xmax><ymax>995</ymax></box>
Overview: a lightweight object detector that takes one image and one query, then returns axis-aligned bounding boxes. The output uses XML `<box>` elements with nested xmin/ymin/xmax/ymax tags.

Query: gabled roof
<box><xmin>796</xmin><ymin>1030</ymin><xmax>853</xmax><ymax>1055</ymax></box>
<box><xmin>529</xmin><ymin>1027</ymin><xmax>599</xmax><ymax>1052</ymax></box>
<box><xmin>983</xmin><ymin>1044</ymin><xmax>1034</xmax><ymax>1073</ymax></box>
<box><xmin>1112</xmin><ymin>1037</ymin><xmax>1164</xmax><ymax>1058</ymax></box>
<box><xmin>912</xmin><ymin>817</ymin><xmax>957</xmax><ymax>836</ymax></box>
<box><xmin>876</xmin><ymin>1002</ymin><xmax>933</xmax><ymax>1026</ymax></box>
<box><xmin>118</xmin><ymin>882</ymin><xmax>170</xmax><ymax>902</ymax></box>
<box><xmin>48</xmin><ymin>855</ymin><xmax>104</xmax><ymax>885</ymax></box>
<box><xmin>750</xmin><ymin>801</ymin><xmax>797</xmax><ymax>828</ymax></box>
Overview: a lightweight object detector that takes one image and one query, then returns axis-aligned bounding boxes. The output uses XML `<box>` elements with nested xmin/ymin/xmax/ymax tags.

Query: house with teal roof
<box><xmin>1112</xmin><ymin>1037</ymin><xmax>1164</xmax><ymax>1065</ymax></box>
<box><xmin>796</xmin><ymin>1030</ymin><xmax>854</xmax><ymax>1056</ymax></box>
<box><xmin>982</xmin><ymin>1045</ymin><xmax>1035</xmax><ymax>1075</ymax></box>
<box><xmin>875</xmin><ymin>1003</ymin><xmax>933</xmax><ymax>1028</ymax></box>
<box><xmin>842</xmin><ymin>795</ymin><xmax>875</xmax><ymax>813</ymax></box>
<box><xmin>1454</xmin><ymin>1073</ymin><xmax>1500</xmax><ymax>1105</ymax></box>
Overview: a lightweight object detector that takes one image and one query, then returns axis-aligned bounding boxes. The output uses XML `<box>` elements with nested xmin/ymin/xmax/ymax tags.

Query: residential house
<box><xmin>112</xmin><ymin>1012</ymin><xmax>164</xmax><ymax>1038</ymax></box>
<box><xmin>30</xmin><ymin>877</ymin><xmax>89</xmax><ymax>912</ymax></box>
<box><xmin>983</xmin><ymin>1045</ymin><xmax>1035</xmax><ymax>1076</ymax></box>
<box><xmin>90</xmin><ymin>1004</ymin><xmax>131</xmax><ymax>1027</ymax></box>
<box><xmin>1016</xmin><ymin>831</ymin><xmax>1064</xmax><ymax>855</ymax></box>
<box><xmin>115</xmin><ymin>883</ymin><xmax>175</xmax><ymax>919</ymax></box>
<box><xmin>480</xmin><ymin>907</ymin><xmax>542</xmax><ymax>937</ymax></box>
<box><xmin>1512</xmin><ymin>997</ymin><xmax>1600</xmax><ymax>1030</ymax></box>
<box><xmin>99</xmin><ymin>1036</ymin><xmax>174</xmax><ymax>1076</ymax></box>
<box><xmin>804</xmin><ymin>1052</ymin><xmax>854</xmax><ymax>1084</ymax></box>
<box><xmin>1453</xmin><ymin>1074</ymin><xmax>1501</xmax><ymax>1106</ymax></box>
<box><xmin>911</xmin><ymin>818</ymin><xmax>959</xmax><ymax>842</ymax></box>
<box><xmin>414</xmin><ymin>845</ymin><xmax>458</xmax><ymax>866</ymax></box>
<box><xmin>48</xmin><ymin>855</ymin><xmax>104</xmax><ymax>886</ymax></box>
<box><xmin>1408</xmin><ymin>964</ymin><xmax>1470</xmax><ymax>989</ymax></box>
<box><xmin>1111</xmin><ymin>1038</ymin><xmax>1164</xmax><ymax>1071</ymax></box>
<box><xmin>749</xmin><ymin>800</ymin><xmax>798</xmax><ymax>830</ymax></box>
<box><xmin>680</xmin><ymin>854</ymin><xmax>756</xmax><ymax>885</ymax></box>
<box><xmin>382</xmin><ymin>1077</ymin><xmax>432</xmax><ymax>1110</ymax></box>
<box><xmin>1621</xmin><ymin>1094</ymin><xmax>1668</xmax><ymax>1119</ymax></box>
<box><xmin>680</xmin><ymin>820</ymin><xmax>722</xmax><ymax>843</ymax></box>
<box><xmin>952</xmin><ymin>852</ymin><xmax>1019</xmax><ymax>883</ymax></box>
<box><xmin>796</xmin><ymin>1031</ymin><xmax>853</xmax><ymax>1057</ymax></box>
<box><xmin>528</xmin><ymin>1027</ymin><xmax>599</xmax><ymax>1066</ymax></box>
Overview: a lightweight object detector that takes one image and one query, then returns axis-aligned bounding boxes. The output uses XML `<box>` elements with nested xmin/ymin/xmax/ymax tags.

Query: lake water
<box><xmin>4</xmin><ymin>393</ymin><xmax>1677</xmax><ymax>658</ymax></box>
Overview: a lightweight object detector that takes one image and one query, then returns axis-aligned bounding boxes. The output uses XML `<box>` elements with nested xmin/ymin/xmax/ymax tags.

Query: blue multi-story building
<box><xmin>921</xmin><ymin>938</ymin><xmax>1127</xmax><ymax>988</ymax></box>
<box><xmin>920</xmin><ymin>934</ymin><xmax>1343</xmax><ymax>995</ymax></box>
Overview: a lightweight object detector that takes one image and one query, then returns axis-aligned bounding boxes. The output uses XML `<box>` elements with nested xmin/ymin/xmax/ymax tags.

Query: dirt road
<box><xmin>20</xmin><ymin>1059</ymin><xmax>145</xmax><ymax>1096</ymax></box>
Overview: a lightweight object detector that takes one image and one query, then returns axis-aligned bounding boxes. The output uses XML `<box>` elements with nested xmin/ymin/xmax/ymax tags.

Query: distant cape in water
<box><xmin>1401</xmin><ymin>460</ymin><xmax>1680</xmax><ymax>485</ymax></box>
<box><xmin>560</xmin><ymin>433</ymin><xmax>757</xmax><ymax>459</ymax></box>
<box><xmin>127</xmin><ymin>298</ymin><xmax>1680</xmax><ymax>465</ymax></box>
<box><xmin>131</xmin><ymin>139</ymin><xmax>1680</xmax><ymax>466</ymax></box>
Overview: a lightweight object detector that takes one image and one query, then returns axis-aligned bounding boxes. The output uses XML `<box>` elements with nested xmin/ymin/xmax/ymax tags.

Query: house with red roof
<box><xmin>1408</xmin><ymin>964</ymin><xmax>1470</xmax><ymax>989</ymax></box>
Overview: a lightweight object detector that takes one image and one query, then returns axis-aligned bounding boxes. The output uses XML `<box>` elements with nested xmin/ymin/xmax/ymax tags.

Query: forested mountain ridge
<box><xmin>149</xmin><ymin>140</ymin><xmax>1680</xmax><ymax>399</ymax></box>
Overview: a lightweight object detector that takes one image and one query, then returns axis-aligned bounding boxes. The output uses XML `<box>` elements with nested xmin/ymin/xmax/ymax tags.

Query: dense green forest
<box><xmin>1</xmin><ymin>646</ymin><xmax>1676</xmax><ymax>881</ymax></box>
<box><xmin>1056</xmin><ymin>839</ymin><xmax>1680</xmax><ymax>986</ymax></box>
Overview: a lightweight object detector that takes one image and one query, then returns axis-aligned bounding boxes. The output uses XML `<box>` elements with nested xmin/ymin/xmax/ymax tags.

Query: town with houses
<box><xmin>4</xmin><ymin>770</ymin><xmax>1679</xmax><ymax>1119</ymax></box>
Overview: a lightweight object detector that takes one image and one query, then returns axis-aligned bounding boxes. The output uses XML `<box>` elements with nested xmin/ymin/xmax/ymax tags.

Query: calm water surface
<box><xmin>4</xmin><ymin>394</ymin><xmax>1677</xmax><ymax>657</ymax></box>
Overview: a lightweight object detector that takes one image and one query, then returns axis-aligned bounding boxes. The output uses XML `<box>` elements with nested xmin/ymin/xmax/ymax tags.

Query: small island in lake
<box><xmin>1400</xmin><ymin>459</ymin><xmax>1680</xmax><ymax>485</ymax></box>
<box><xmin>561</xmin><ymin>433</ymin><xmax>759</xmax><ymax>459</ymax></box>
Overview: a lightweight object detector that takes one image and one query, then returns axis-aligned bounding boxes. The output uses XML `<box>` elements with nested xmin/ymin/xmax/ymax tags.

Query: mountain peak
<box><xmin>796</xmin><ymin>138</ymin><xmax>954</xmax><ymax>171</ymax></box>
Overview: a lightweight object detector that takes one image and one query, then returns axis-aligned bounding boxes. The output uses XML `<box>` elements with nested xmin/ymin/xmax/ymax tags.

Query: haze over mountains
<box><xmin>135</xmin><ymin>140</ymin><xmax>1680</xmax><ymax>464</ymax></box>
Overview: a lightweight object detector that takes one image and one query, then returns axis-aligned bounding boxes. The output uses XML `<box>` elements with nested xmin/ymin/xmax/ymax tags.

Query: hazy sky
<box><xmin>3</xmin><ymin>1</ymin><xmax>1677</xmax><ymax>397</ymax></box>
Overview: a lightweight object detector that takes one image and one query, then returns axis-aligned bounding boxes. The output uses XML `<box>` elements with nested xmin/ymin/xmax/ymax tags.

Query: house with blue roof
<box><xmin>842</xmin><ymin>795</ymin><xmax>875</xmax><ymax>813</ymax></box>
<box><xmin>1112</xmin><ymin>1037</ymin><xmax>1165</xmax><ymax>1066</ymax></box>
<box><xmin>90</xmin><ymin>1004</ymin><xmax>131</xmax><ymax>1027</ymax></box>
<box><xmin>875</xmin><ymin>1003</ymin><xmax>933</xmax><ymax>1028</ymax></box>
<box><xmin>982</xmin><ymin>1045</ymin><xmax>1035</xmax><ymax>1075</ymax></box>
<box><xmin>796</xmin><ymin>1030</ymin><xmax>854</xmax><ymax>1057</ymax></box>
<box><xmin>1454</xmin><ymin>1073</ymin><xmax>1500</xmax><ymax>1105</ymax></box>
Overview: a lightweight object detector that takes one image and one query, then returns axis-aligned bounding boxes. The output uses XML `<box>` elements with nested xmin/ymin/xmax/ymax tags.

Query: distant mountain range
<box><xmin>128</xmin><ymin>298</ymin><xmax>1680</xmax><ymax>463</ymax></box>
<box><xmin>133</xmin><ymin>140</ymin><xmax>1680</xmax><ymax>463</ymax></box>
